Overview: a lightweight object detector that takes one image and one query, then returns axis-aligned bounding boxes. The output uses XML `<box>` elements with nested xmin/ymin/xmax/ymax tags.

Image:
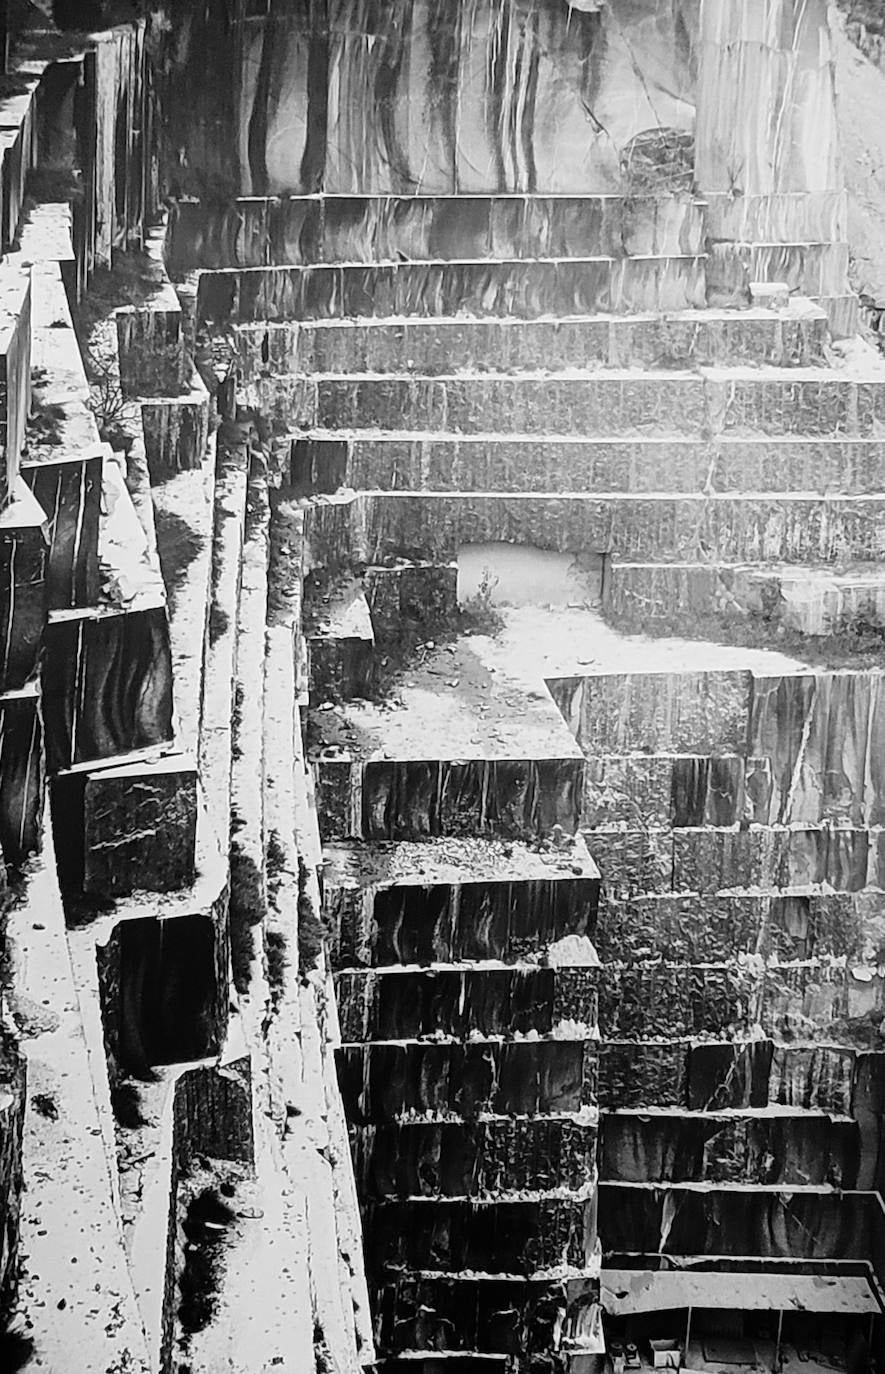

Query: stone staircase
<box><xmin>179</xmin><ymin>177</ymin><xmax>885</xmax><ymax>1366</ymax></box>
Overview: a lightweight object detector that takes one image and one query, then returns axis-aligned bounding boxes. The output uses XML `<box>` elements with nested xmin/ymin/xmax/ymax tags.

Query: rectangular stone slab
<box><xmin>362</xmin><ymin>1195</ymin><xmax>595</xmax><ymax>1277</ymax></box>
<box><xmin>169</xmin><ymin>193</ymin><xmax>706</xmax><ymax>270</ymax></box>
<box><xmin>82</xmin><ymin>756</ymin><xmax>198</xmax><ymax>898</ymax></box>
<box><xmin>336</xmin><ymin>1038</ymin><xmax>598</xmax><ymax>1123</ymax></box>
<box><xmin>42</xmin><ymin>606</ymin><xmax>174</xmax><ymax>773</ymax></box>
<box><xmin>335</xmin><ymin>965</ymin><xmax>598</xmax><ymax>1041</ymax></box>
<box><xmin>323</xmin><ymin>836</ymin><xmax>599</xmax><ymax>970</ymax></box>
<box><xmin>23</xmin><ymin>452</ymin><xmax>103</xmax><ymax>611</ymax></box>
<box><xmin>0</xmin><ymin>479</ymin><xmax>47</xmax><ymax>693</ymax></box>
<box><xmin>350</xmin><ymin>1117</ymin><xmax>598</xmax><ymax>1200</ymax></box>
<box><xmin>0</xmin><ymin>687</ymin><xmax>43</xmax><ymax>866</ymax></box>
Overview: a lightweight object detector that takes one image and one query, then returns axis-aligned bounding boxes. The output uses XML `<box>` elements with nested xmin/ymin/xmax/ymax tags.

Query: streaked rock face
<box><xmin>162</xmin><ymin>0</ymin><xmax>698</xmax><ymax>198</ymax></box>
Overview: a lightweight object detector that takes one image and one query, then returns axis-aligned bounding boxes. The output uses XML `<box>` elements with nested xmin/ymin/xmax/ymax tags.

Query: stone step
<box><xmin>168</xmin><ymin>193</ymin><xmax>707</xmax><ymax>273</ymax></box>
<box><xmin>281</xmin><ymin>434</ymin><xmax>885</xmax><ymax>498</ymax></box>
<box><xmin>704</xmin><ymin>191</ymin><xmax>849</xmax><ymax>245</ymax></box>
<box><xmin>305</xmin><ymin>575</ymin><xmax>375</xmax><ymax>702</ymax></box>
<box><xmin>238</xmin><ymin>301</ymin><xmax>828</xmax><ymax>380</ymax></box>
<box><xmin>277</xmin><ymin>366</ymin><xmax>885</xmax><ymax>439</ymax></box>
<box><xmin>0</xmin><ymin>476</ymin><xmax>50</xmax><ymax>693</ymax></box>
<box><xmin>594</xmin><ymin>891</ymin><xmax>878</xmax><ymax>965</ymax></box>
<box><xmin>581</xmin><ymin>752</ymin><xmax>747</xmax><ymax>830</ymax></box>
<box><xmin>585</xmin><ymin>824</ymin><xmax>885</xmax><ymax>898</ymax></box>
<box><xmin>734</xmin><ymin>563</ymin><xmax>885</xmax><ymax>635</ymax></box>
<box><xmin>362</xmin><ymin>1197</ymin><xmax>596</xmax><ymax>1279</ymax></box>
<box><xmin>0</xmin><ymin>682</ymin><xmax>44</xmax><ymax>865</ymax></box>
<box><xmin>304</xmin><ymin>490</ymin><xmax>885</xmax><ymax>577</ymax></box>
<box><xmin>114</xmin><ymin>225</ymin><xmax>188</xmax><ymax>399</ymax></box>
<box><xmin>336</xmin><ymin>1038</ymin><xmax>598</xmax><ymax>1124</ymax></box>
<box><xmin>350</xmin><ymin>1117</ymin><xmax>598</xmax><ymax>1201</ymax></box>
<box><xmin>597</xmin><ymin>1182</ymin><xmax>873</xmax><ymax>1261</ymax></box>
<box><xmin>599</xmin><ymin>1108</ymin><xmax>858</xmax><ymax>1187</ymax></box>
<box><xmin>596</xmin><ymin>1038</ymin><xmax>870</xmax><ymax>1115</ymax></box>
<box><xmin>364</xmin><ymin>560</ymin><xmax>459</xmax><ymax>640</ymax></box>
<box><xmin>309</xmin><ymin>658</ymin><xmax>585</xmax><ymax>842</ymax></box>
<box><xmin>22</xmin><ymin>449</ymin><xmax>104</xmax><ymax>611</ymax></box>
<box><xmin>371</xmin><ymin>1272</ymin><xmax>600</xmax><ymax>1360</ymax></box>
<box><xmin>140</xmin><ymin>370</ymin><xmax>211</xmax><ymax>482</ymax></box>
<box><xmin>323</xmin><ymin>838</ymin><xmax>599</xmax><ymax>971</ymax></box>
<box><xmin>335</xmin><ymin>965</ymin><xmax>598</xmax><ymax>1042</ymax></box>
<box><xmin>707</xmin><ymin>241</ymin><xmax>850</xmax><ymax>306</ymax></box>
<box><xmin>41</xmin><ymin>604</ymin><xmax>174</xmax><ymax>774</ymax></box>
<box><xmin>197</xmin><ymin>255</ymin><xmax>708</xmax><ymax>325</ymax></box>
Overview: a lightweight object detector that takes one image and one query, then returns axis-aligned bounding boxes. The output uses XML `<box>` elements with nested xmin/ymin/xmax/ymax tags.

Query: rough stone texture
<box><xmin>351</xmin><ymin>1117</ymin><xmax>598</xmax><ymax>1200</ymax></box>
<box><xmin>170</xmin><ymin>194</ymin><xmax>707</xmax><ymax>272</ymax></box>
<box><xmin>0</xmin><ymin>690</ymin><xmax>43</xmax><ymax>866</ymax></box>
<box><xmin>41</xmin><ymin>606</ymin><xmax>174</xmax><ymax>773</ymax></box>
<box><xmin>0</xmin><ymin>1034</ymin><xmax>26</xmax><ymax>1307</ymax></box>
<box><xmin>364</xmin><ymin>561</ymin><xmax>458</xmax><ymax>640</ymax></box>
<box><xmin>22</xmin><ymin>453</ymin><xmax>102</xmax><ymax>611</ymax></box>
<box><xmin>82</xmin><ymin>760</ymin><xmax>198</xmax><ymax>897</ymax></box>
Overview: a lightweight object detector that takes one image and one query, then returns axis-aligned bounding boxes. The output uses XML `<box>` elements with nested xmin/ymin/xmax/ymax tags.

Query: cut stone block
<box><xmin>0</xmin><ymin>255</ymin><xmax>30</xmax><ymax>502</ymax></box>
<box><xmin>22</xmin><ymin>450</ymin><xmax>103</xmax><ymax>611</ymax></box>
<box><xmin>594</xmin><ymin>893</ymin><xmax>768</xmax><ymax>964</ymax></box>
<box><xmin>259</xmin><ymin>301</ymin><xmax>828</xmax><ymax>382</ymax></box>
<box><xmin>287</xmin><ymin>433</ymin><xmax>348</xmax><ymax>495</ymax></box>
<box><xmin>169</xmin><ymin>192</ymin><xmax>706</xmax><ymax>272</ymax></box>
<box><xmin>363</xmin><ymin>1196</ymin><xmax>596</xmax><ymax>1277</ymax></box>
<box><xmin>596</xmin><ymin>964</ymin><xmax>754</xmax><ymax>1040</ymax></box>
<box><xmin>0</xmin><ymin>685</ymin><xmax>43</xmax><ymax>865</ymax></box>
<box><xmin>734</xmin><ymin>564</ymin><xmax>885</xmax><ymax>637</ymax></box>
<box><xmin>704</xmin><ymin>191</ymin><xmax>849</xmax><ymax>245</ymax></box>
<box><xmin>42</xmin><ymin>605</ymin><xmax>174</xmax><ymax>773</ymax></box>
<box><xmin>197</xmin><ymin>255</ymin><xmax>707</xmax><ymax>326</ymax></box>
<box><xmin>140</xmin><ymin>373</ymin><xmax>210</xmax><ymax>481</ymax></box>
<box><xmin>586</xmin><ymin>829</ymin><xmax>674</xmax><ymax>896</ymax></box>
<box><xmin>554</xmin><ymin>670</ymin><xmax>752</xmax><ymax>757</ymax></box>
<box><xmin>323</xmin><ymin>836</ymin><xmax>600</xmax><ymax>970</ymax></box>
<box><xmin>82</xmin><ymin>755</ymin><xmax>198</xmax><ymax>898</ymax></box>
<box><xmin>750</xmin><ymin>281</ymin><xmax>790</xmax><ymax>309</ymax></box>
<box><xmin>0</xmin><ymin>477</ymin><xmax>46</xmax><ymax>692</ymax></box>
<box><xmin>351</xmin><ymin>1117</ymin><xmax>599</xmax><ymax>1200</ymax></box>
<box><xmin>336</xmin><ymin>1037</ymin><xmax>598</xmax><ymax>1124</ymax></box>
<box><xmin>671</xmin><ymin>825</ymin><xmax>874</xmax><ymax>895</ymax></box>
<box><xmin>364</xmin><ymin>561</ymin><xmax>458</xmax><ymax>640</ymax></box>
<box><xmin>600</xmin><ymin>1111</ymin><xmax>858</xmax><ymax>1187</ymax></box>
<box><xmin>306</xmin><ymin>578</ymin><xmax>375</xmax><ymax>702</ymax></box>
<box><xmin>336</xmin><ymin>965</ymin><xmax>598</xmax><ymax>1042</ymax></box>
<box><xmin>312</xmin><ymin>372</ymin><xmax>709</xmax><ymax>437</ymax></box>
<box><xmin>372</xmin><ymin>1272</ymin><xmax>600</xmax><ymax>1358</ymax></box>
<box><xmin>598</xmin><ymin>1184</ymin><xmax>871</xmax><ymax>1261</ymax></box>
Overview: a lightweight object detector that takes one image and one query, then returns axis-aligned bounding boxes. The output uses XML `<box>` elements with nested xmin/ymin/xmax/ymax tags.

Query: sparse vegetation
<box><xmin>603</xmin><ymin>601</ymin><xmax>885</xmax><ymax>670</ymax></box>
<box><xmin>229</xmin><ymin>845</ymin><xmax>263</xmax><ymax>996</ymax></box>
<box><xmin>178</xmin><ymin>1188</ymin><xmax>235</xmax><ymax>1336</ymax></box>
<box><xmin>459</xmin><ymin>565</ymin><xmax>505</xmax><ymax>637</ymax></box>
<box><xmin>31</xmin><ymin>1092</ymin><xmax>58</xmax><ymax>1120</ymax></box>
<box><xmin>264</xmin><ymin>929</ymin><xmax>288</xmax><ymax>1013</ymax></box>
<box><xmin>154</xmin><ymin>508</ymin><xmax>205</xmax><ymax>615</ymax></box>
<box><xmin>110</xmin><ymin>1082</ymin><xmax>150</xmax><ymax>1129</ymax></box>
<box><xmin>0</xmin><ymin>1321</ymin><xmax>34</xmax><ymax>1374</ymax></box>
<box><xmin>297</xmin><ymin>858</ymin><xmax>326</xmax><ymax>974</ymax></box>
<box><xmin>208</xmin><ymin>604</ymin><xmax>230</xmax><ymax>646</ymax></box>
<box><xmin>26</xmin><ymin>397</ymin><xmax>67</xmax><ymax>448</ymax></box>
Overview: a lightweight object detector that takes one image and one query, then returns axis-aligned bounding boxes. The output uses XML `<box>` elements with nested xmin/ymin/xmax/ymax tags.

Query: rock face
<box><xmin>0</xmin><ymin>1</ymin><xmax>882</xmax><ymax>1372</ymax></box>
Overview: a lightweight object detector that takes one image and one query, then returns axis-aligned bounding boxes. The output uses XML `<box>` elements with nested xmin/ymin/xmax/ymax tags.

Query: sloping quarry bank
<box><xmin>0</xmin><ymin>2</ymin><xmax>883</xmax><ymax>1373</ymax></box>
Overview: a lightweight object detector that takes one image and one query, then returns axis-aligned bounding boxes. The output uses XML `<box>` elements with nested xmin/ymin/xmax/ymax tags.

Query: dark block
<box><xmin>0</xmin><ymin>518</ymin><xmax>45</xmax><ymax>693</ymax></box>
<box><xmin>42</xmin><ymin>607</ymin><xmax>174</xmax><ymax>773</ymax></box>
<box><xmin>0</xmin><ymin>692</ymin><xmax>43</xmax><ymax>866</ymax></box>
<box><xmin>23</xmin><ymin>453</ymin><xmax>102</xmax><ymax>610</ymax></box>
<box><xmin>83</xmin><ymin>760</ymin><xmax>198</xmax><ymax>898</ymax></box>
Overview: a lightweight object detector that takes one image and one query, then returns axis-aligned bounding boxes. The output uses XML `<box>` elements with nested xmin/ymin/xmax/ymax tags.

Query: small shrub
<box><xmin>111</xmin><ymin>1082</ymin><xmax>150</xmax><ymax>1129</ymax></box>
<box><xmin>265</xmin><ymin>930</ymin><xmax>288</xmax><ymax>1014</ymax></box>
<box><xmin>208</xmin><ymin>604</ymin><xmax>229</xmax><ymax>646</ymax></box>
<box><xmin>297</xmin><ymin>858</ymin><xmax>326</xmax><ymax>974</ymax></box>
<box><xmin>460</xmin><ymin>565</ymin><xmax>505</xmax><ymax>637</ymax></box>
<box><xmin>0</xmin><ymin>1322</ymin><xmax>34</xmax><ymax>1374</ymax></box>
<box><xmin>229</xmin><ymin>846</ymin><xmax>263</xmax><ymax>996</ymax></box>
<box><xmin>154</xmin><ymin>509</ymin><xmax>204</xmax><ymax>615</ymax></box>
<box><xmin>32</xmin><ymin>1092</ymin><xmax>58</xmax><ymax>1120</ymax></box>
<box><xmin>178</xmin><ymin>1189</ymin><xmax>235</xmax><ymax>1336</ymax></box>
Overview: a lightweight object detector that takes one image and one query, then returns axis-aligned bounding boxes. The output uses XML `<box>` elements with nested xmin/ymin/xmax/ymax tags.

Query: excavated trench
<box><xmin>0</xmin><ymin>2</ymin><xmax>885</xmax><ymax>1372</ymax></box>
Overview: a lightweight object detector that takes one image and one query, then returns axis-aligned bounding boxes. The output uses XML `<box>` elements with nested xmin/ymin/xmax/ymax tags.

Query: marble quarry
<box><xmin>0</xmin><ymin>1</ymin><xmax>882</xmax><ymax>1373</ymax></box>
